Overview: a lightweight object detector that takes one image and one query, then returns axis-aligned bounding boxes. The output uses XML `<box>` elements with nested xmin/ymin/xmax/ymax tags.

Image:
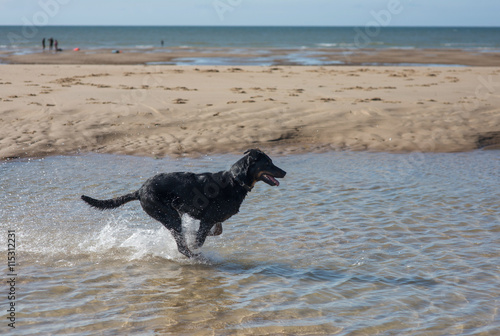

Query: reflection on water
<box><xmin>1</xmin><ymin>151</ymin><xmax>499</xmax><ymax>335</ymax></box>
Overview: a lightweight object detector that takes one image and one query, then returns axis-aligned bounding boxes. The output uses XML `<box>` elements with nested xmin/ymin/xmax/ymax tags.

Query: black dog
<box><xmin>81</xmin><ymin>149</ymin><xmax>286</xmax><ymax>258</ymax></box>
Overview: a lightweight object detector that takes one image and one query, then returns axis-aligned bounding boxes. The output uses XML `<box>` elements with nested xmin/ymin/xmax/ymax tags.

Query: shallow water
<box><xmin>1</xmin><ymin>151</ymin><xmax>499</xmax><ymax>335</ymax></box>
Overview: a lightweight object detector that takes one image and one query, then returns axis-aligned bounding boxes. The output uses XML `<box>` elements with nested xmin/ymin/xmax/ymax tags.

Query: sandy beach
<box><xmin>1</xmin><ymin>62</ymin><xmax>499</xmax><ymax>160</ymax></box>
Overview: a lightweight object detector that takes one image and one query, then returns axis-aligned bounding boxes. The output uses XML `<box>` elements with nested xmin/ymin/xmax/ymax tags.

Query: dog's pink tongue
<box><xmin>269</xmin><ymin>175</ymin><xmax>279</xmax><ymax>186</ymax></box>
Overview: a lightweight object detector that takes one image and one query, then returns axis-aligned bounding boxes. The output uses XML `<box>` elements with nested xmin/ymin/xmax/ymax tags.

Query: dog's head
<box><xmin>231</xmin><ymin>149</ymin><xmax>286</xmax><ymax>190</ymax></box>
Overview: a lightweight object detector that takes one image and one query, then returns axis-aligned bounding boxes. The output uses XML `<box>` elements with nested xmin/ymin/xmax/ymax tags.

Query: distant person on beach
<box><xmin>49</xmin><ymin>37</ymin><xmax>54</xmax><ymax>50</ymax></box>
<box><xmin>42</xmin><ymin>38</ymin><xmax>46</xmax><ymax>50</ymax></box>
<box><xmin>55</xmin><ymin>40</ymin><xmax>58</xmax><ymax>52</ymax></box>
<box><xmin>161</xmin><ymin>40</ymin><xmax>164</xmax><ymax>47</ymax></box>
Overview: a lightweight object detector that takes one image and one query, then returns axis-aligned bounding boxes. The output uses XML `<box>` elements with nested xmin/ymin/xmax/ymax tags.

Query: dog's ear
<box><xmin>244</xmin><ymin>148</ymin><xmax>262</xmax><ymax>154</ymax></box>
<box><xmin>244</xmin><ymin>149</ymin><xmax>256</xmax><ymax>156</ymax></box>
<box><xmin>231</xmin><ymin>151</ymin><xmax>254</xmax><ymax>180</ymax></box>
<box><xmin>244</xmin><ymin>148</ymin><xmax>262</xmax><ymax>159</ymax></box>
<box><xmin>244</xmin><ymin>149</ymin><xmax>259</xmax><ymax>165</ymax></box>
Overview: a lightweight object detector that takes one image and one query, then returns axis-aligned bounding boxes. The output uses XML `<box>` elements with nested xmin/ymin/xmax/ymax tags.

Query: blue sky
<box><xmin>1</xmin><ymin>0</ymin><xmax>499</xmax><ymax>26</ymax></box>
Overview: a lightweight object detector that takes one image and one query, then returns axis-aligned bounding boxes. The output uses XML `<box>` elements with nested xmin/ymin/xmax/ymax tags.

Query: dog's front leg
<box><xmin>194</xmin><ymin>221</ymin><xmax>214</xmax><ymax>249</ymax></box>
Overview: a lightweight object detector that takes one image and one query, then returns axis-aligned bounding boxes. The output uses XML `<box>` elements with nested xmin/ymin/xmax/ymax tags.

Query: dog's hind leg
<box><xmin>170</xmin><ymin>227</ymin><xmax>196</xmax><ymax>258</ymax></box>
<box><xmin>140</xmin><ymin>199</ymin><xmax>194</xmax><ymax>258</ymax></box>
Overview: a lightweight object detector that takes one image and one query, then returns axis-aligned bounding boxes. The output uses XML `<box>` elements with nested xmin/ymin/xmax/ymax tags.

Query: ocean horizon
<box><xmin>2</xmin><ymin>26</ymin><xmax>500</xmax><ymax>51</ymax></box>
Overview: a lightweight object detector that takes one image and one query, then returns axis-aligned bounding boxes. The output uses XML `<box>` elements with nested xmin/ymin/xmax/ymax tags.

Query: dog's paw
<box><xmin>210</xmin><ymin>223</ymin><xmax>223</xmax><ymax>236</ymax></box>
<box><xmin>191</xmin><ymin>253</ymin><xmax>210</xmax><ymax>264</ymax></box>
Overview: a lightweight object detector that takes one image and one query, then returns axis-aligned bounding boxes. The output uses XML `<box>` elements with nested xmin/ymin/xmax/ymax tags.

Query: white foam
<box><xmin>119</xmin><ymin>224</ymin><xmax>178</xmax><ymax>260</ymax></box>
<box><xmin>77</xmin><ymin>216</ymin><xmax>177</xmax><ymax>260</ymax></box>
<box><xmin>77</xmin><ymin>214</ymin><xmax>217</xmax><ymax>263</ymax></box>
<box><xmin>316</xmin><ymin>43</ymin><xmax>338</xmax><ymax>47</ymax></box>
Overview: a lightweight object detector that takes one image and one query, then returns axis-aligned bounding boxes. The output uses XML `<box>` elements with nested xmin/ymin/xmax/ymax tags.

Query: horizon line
<box><xmin>0</xmin><ymin>24</ymin><xmax>499</xmax><ymax>28</ymax></box>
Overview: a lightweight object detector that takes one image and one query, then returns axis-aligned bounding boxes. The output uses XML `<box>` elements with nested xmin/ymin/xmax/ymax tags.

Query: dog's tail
<box><xmin>81</xmin><ymin>191</ymin><xmax>139</xmax><ymax>210</ymax></box>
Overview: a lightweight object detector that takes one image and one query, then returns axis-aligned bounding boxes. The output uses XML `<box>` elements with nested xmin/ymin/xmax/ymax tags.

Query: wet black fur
<box><xmin>81</xmin><ymin>149</ymin><xmax>286</xmax><ymax>258</ymax></box>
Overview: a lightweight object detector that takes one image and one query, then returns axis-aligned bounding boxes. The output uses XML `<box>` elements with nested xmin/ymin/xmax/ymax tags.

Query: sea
<box><xmin>1</xmin><ymin>26</ymin><xmax>500</xmax><ymax>65</ymax></box>
<box><xmin>1</xmin><ymin>151</ymin><xmax>499</xmax><ymax>335</ymax></box>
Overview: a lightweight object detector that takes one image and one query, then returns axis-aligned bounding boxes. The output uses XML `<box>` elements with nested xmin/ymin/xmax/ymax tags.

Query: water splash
<box><xmin>75</xmin><ymin>214</ymin><xmax>215</xmax><ymax>262</ymax></box>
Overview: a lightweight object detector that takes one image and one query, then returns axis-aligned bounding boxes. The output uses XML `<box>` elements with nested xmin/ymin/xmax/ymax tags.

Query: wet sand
<box><xmin>0</xmin><ymin>64</ymin><xmax>499</xmax><ymax>160</ymax></box>
<box><xmin>2</xmin><ymin>47</ymin><xmax>500</xmax><ymax>66</ymax></box>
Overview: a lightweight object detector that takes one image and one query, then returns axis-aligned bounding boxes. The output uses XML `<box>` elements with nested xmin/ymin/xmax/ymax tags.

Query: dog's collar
<box><xmin>232</xmin><ymin>174</ymin><xmax>253</xmax><ymax>192</ymax></box>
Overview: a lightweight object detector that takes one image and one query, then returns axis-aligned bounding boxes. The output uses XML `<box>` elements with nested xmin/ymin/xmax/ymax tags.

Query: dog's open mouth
<box><xmin>260</xmin><ymin>173</ymin><xmax>280</xmax><ymax>186</ymax></box>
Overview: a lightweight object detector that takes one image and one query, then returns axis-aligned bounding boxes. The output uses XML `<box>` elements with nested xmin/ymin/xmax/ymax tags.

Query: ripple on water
<box><xmin>0</xmin><ymin>151</ymin><xmax>499</xmax><ymax>335</ymax></box>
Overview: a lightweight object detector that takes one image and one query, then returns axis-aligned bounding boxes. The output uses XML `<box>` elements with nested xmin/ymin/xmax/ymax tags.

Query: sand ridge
<box><xmin>0</xmin><ymin>64</ymin><xmax>499</xmax><ymax>160</ymax></box>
